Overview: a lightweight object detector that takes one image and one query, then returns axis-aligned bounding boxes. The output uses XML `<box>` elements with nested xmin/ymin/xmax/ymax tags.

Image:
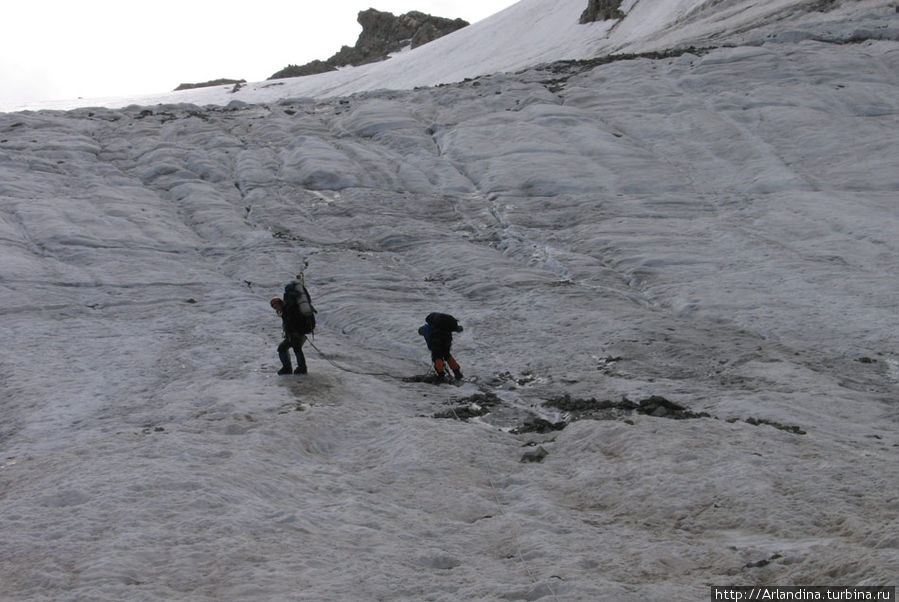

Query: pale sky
<box><xmin>0</xmin><ymin>1</ymin><xmax>517</xmax><ymax>106</ymax></box>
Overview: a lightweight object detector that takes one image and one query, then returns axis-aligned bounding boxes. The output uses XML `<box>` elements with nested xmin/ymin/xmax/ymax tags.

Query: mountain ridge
<box><xmin>269</xmin><ymin>8</ymin><xmax>470</xmax><ymax>80</ymax></box>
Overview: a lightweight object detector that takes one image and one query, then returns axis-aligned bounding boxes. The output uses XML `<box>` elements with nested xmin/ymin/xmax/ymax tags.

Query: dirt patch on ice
<box><xmin>546</xmin><ymin>394</ymin><xmax>712</xmax><ymax>421</ymax></box>
<box><xmin>511</xmin><ymin>418</ymin><xmax>567</xmax><ymax>434</ymax></box>
<box><xmin>432</xmin><ymin>389</ymin><xmax>807</xmax><ymax>437</ymax></box>
<box><xmin>433</xmin><ymin>390</ymin><xmax>710</xmax><ymax>428</ymax></box>
<box><xmin>734</xmin><ymin>417</ymin><xmax>806</xmax><ymax>435</ymax></box>
<box><xmin>541</xmin><ymin>394</ymin><xmax>806</xmax><ymax>435</ymax></box>
<box><xmin>433</xmin><ymin>392</ymin><xmax>501</xmax><ymax>420</ymax></box>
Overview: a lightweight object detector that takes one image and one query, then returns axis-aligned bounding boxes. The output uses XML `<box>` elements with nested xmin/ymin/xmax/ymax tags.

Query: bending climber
<box><xmin>418</xmin><ymin>312</ymin><xmax>464</xmax><ymax>381</ymax></box>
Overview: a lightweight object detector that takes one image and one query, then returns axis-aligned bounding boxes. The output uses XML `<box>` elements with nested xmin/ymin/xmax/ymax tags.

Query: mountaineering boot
<box><xmin>278</xmin><ymin>365</ymin><xmax>293</xmax><ymax>375</ymax></box>
<box><xmin>294</xmin><ymin>365</ymin><xmax>307</xmax><ymax>375</ymax></box>
<box><xmin>453</xmin><ymin>368</ymin><xmax>463</xmax><ymax>380</ymax></box>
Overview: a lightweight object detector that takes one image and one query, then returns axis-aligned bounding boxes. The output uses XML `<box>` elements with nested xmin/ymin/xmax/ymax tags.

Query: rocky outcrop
<box><xmin>270</xmin><ymin>9</ymin><xmax>468</xmax><ymax>80</ymax></box>
<box><xmin>579</xmin><ymin>0</ymin><xmax>625</xmax><ymax>24</ymax></box>
<box><xmin>174</xmin><ymin>78</ymin><xmax>246</xmax><ymax>91</ymax></box>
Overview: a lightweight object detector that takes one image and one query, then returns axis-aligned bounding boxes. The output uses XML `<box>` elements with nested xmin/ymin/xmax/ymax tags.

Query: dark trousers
<box><xmin>278</xmin><ymin>332</ymin><xmax>307</xmax><ymax>371</ymax></box>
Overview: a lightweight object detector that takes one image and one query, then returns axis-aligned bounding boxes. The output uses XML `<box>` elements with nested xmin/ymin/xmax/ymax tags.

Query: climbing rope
<box><xmin>303</xmin><ymin>336</ymin><xmax>412</xmax><ymax>380</ymax></box>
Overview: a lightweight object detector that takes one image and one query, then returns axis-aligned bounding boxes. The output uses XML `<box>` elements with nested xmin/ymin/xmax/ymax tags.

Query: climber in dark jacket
<box><xmin>271</xmin><ymin>296</ymin><xmax>309</xmax><ymax>375</ymax></box>
<box><xmin>418</xmin><ymin>312</ymin><xmax>464</xmax><ymax>381</ymax></box>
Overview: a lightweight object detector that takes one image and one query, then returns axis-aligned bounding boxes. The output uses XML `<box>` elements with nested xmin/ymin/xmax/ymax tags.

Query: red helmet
<box><xmin>270</xmin><ymin>297</ymin><xmax>284</xmax><ymax>309</ymax></box>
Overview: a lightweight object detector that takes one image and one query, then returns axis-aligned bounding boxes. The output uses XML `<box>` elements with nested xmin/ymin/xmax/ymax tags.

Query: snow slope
<box><xmin>3</xmin><ymin>0</ymin><xmax>895</xmax><ymax>112</ymax></box>
<box><xmin>1</xmin><ymin>0</ymin><xmax>898</xmax><ymax>600</ymax></box>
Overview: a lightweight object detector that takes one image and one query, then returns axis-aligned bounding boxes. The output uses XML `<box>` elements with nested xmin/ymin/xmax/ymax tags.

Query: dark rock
<box><xmin>461</xmin><ymin>392</ymin><xmax>502</xmax><ymax>407</ymax></box>
<box><xmin>637</xmin><ymin>395</ymin><xmax>683</xmax><ymax>414</ymax></box>
<box><xmin>432</xmin><ymin>392</ymin><xmax>501</xmax><ymax>421</ymax></box>
<box><xmin>579</xmin><ymin>0</ymin><xmax>625</xmax><ymax>24</ymax></box>
<box><xmin>545</xmin><ymin>393</ymin><xmax>635</xmax><ymax>413</ymax></box>
<box><xmin>636</xmin><ymin>395</ymin><xmax>711</xmax><ymax>420</ymax></box>
<box><xmin>174</xmin><ymin>78</ymin><xmax>246</xmax><ymax>92</ymax></box>
<box><xmin>511</xmin><ymin>418</ymin><xmax>567</xmax><ymax>434</ymax></box>
<box><xmin>433</xmin><ymin>405</ymin><xmax>489</xmax><ymax>420</ymax></box>
<box><xmin>745</xmin><ymin>417</ymin><xmax>806</xmax><ymax>435</ymax></box>
<box><xmin>274</xmin><ymin>60</ymin><xmax>336</xmax><ymax>78</ymax></box>
<box><xmin>744</xmin><ymin>553</ymin><xmax>783</xmax><ymax>568</ymax></box>
<box><xmin>544</xmin><ymin>394</ymin><xmax>709</xmax><ymax>421</ymax></box>
<box><xmin>271</xmin><ymin>9</ymin><xmax>468</xmax><ymax>80</ymax></box>
<box><xmin>520</xmin><ymin>446</ymin><xmax>549</xmax><ymax>463</ymax></box>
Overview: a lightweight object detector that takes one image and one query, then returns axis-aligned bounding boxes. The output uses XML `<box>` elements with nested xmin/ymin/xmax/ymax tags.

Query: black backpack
<box><xmin>426</xmin><ymin>312</ymin><xmax>461</xmax><ymax>333</ymax></box>
<box><xmin>284</xmin><ymin>278</ymin><xmax>316</xmax><ymax>334</ymax></box>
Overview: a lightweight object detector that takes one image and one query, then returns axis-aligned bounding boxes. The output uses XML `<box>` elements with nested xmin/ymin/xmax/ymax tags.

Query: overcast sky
<box><xmin>0</xmin><ymin>1</ymin><xmax>517</xmax><ymax>107</ymax></box>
